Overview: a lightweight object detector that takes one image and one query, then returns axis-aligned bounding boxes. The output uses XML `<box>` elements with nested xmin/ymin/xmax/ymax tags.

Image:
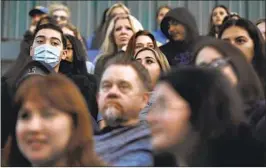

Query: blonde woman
<box><xmin>49</xmin><ymin>3</ymin><xmax>70</xmax><ymax>27</ymax></box>
<box><xmin>105</xmin><ymin>2</ymin><xmax>130</xmax><ymax>20</ymax></box>
<box><xmin>94</xmin><ymin>14</ymin><xmax>143</xmax><ymax>77</ymax></box>
<box><xmin>87</xmin><ymin>2</ymin><xmax>130</xmax><ymax>51</ymax></box>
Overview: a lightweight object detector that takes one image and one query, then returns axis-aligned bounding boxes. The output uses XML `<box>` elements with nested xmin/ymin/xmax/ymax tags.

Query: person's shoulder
<box><xmin>152</xmin><ymin>30</ymin><xmax>160</xmax><ymax>36</ymax></box>
<box><xmin>212</xmin><ymin>124</ymin><xmax>266</xmax><ymax>166</ymax></box>
<box><xmin>247</xmin><ymin>100</ymin><xmax>266</xmax><ymax>125</ymax></box>
<box><xmin>85</xmin><ymin>61</ymin><xmax>95</xmax><ymax>74</ymax></box>
<box><xmin>159</xmin><ymin>42</ymin><xmax>172</xmax><ymax>54</ymax></box>
<box><xmin>128</xmin><ymin>122</ymin><xmax>151</xmax><ymax>138</ymax></box>
<box><xmin>23</xmin><ymin>30</ymin><xmax>33</xmax><ymax>37</ymax></box>
<box><xmin>159</xmin><ymin>42</ymin><xmax>169</xmax><ymax>49</ymax></box>
<box><xmin>16</xmin><ymin>61</ymin><xmax>55</xmax><ymax>85</ymax></box>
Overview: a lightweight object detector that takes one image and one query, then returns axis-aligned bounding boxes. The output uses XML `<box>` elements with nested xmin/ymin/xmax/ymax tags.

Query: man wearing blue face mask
<box><xmin>29</xmin><ymin>23</ymin><xmax>67</xmax><ymax>72</ymax></box>
<box><xmin>1</xmin><ymin>23</ymin><xmax>67</xmax><ymax>149</ymax></box>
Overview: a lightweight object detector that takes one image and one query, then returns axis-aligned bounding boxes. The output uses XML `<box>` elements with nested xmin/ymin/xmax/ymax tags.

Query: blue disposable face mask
<box><xmin>32</xmin><ymin>44</ymin><xmax>61</xmax><ymax>68</ymax></box>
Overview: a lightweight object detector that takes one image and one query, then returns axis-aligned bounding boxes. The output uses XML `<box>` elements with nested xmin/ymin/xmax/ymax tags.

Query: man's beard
<box><xmin>102</xmin><ymin>101</ymin><xmax>128</xmax><ymax>127</ymax></box>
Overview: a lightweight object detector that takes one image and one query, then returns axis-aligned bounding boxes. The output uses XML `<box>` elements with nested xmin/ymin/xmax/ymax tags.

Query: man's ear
<box><xmin>29</xmin><ymin>46</ymin><xmax>34</xmax><ymax>57</ymax></box>
<box><xmin>61</xmin><ymin>49</ymin><xmax>68</xmax><ymax>60</ymax></box>
<box><xmin>141</xmin><ymin>92</ymin><xmax>150</xmax><ymax>109</ymax></box>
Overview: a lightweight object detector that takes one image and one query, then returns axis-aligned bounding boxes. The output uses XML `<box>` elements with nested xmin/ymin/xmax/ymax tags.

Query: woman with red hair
<box><xmin>2</xmin><ymin>74</ymin><xmax>104</xmax><ymax>166</ymax></box>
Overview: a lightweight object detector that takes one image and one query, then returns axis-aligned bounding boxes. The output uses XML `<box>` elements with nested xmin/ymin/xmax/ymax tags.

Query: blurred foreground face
<box><xmin>135</xmin><ymin>50</ymin><xmax>160</xmax><ymax>88</ymax></box>
<box><xmin>147</xmin><ymin>82</ymin><xmax>191</xmax><ymax>152</ymax></box>
<box><xmin>157</xmin><ymin>7</ymin><xmax>170</xmax><ymax>25</ymax></box>
<box><xmin>221</xmin><ymin>26</ymin><xmax>255</xmax><ymax>62</ymax></box>
<box><xmin>98</xmin><ymin>65</ymin><xmax>146</xmax><ymax>126</ymax></box>
<box><xmin>195</xmin><ymin>46</ymin><xmax>238</xmax><ymax>86</ymax></box>
<box><xmin>212</xmin><ymin>7</ymin><xmax>228</xmax><ymax>26</ymax></box>
<box><xmin>52</xmin><ymin>10</ymin><xmax>69</xmax><ymax>27</ymax></box>
<box><xmin>16</xmin><ymin>100</ymin><xmax>73</xmax><ymax>166</ymax></box>
<box><xmin>114</xmin><ymin>18</ymin><xmax>134</xmax><ymax>50</ymax></box>
<box><xmin>257</xmin><ymin>21</ymin><xmax>266</xmax><ymax>41</ymax></box>
<box><xmin>135</xmin><ymin>35</ymin><xmax>154</xmax><ymax>54</ymax></box>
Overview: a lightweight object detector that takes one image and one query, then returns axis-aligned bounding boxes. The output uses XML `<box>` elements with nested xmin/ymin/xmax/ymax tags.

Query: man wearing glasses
<box><xmin>49</xmin><ymin>3</ymin><xmax>70</xmax><ymax>28</ymax></box>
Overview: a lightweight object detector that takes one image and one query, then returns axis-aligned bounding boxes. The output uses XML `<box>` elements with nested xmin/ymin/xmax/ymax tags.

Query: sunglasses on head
<box><xmin>168</xmin><ymin>19</ymin><xmax>180</xmax><ymax>26</ymax></box>
<box><xmin>52</xmin><ymin>15</ymin><xmax>68</xmax><ymax>21</ymax></box>
<box><xmin>199</xmin><ymin>57</ymin><xmax>230</xmax><ymax>69</ymax></box>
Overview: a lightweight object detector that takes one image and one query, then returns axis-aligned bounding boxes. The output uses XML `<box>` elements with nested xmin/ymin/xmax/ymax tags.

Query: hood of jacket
<box><xmin>161</xmin><ymin>7</ymin><xmax>199</xmax><ymax>43</ymax></box>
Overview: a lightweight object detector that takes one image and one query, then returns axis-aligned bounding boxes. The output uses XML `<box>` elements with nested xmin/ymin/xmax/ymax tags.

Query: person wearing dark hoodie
<box><xmin>159</xmin><ymin>7</ymin><xmax>199</xmax><ymax>68</ymax></box>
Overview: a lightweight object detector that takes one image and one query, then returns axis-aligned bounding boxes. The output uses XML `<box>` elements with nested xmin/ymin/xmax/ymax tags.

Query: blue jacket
<box><xmin>152</xmin><ymin>29</ymin><xmax>168</xmax><ymax>45</ymax></box>
<box><xmin>94</xmin><ymin>123</ymin><xmax>153</xmax><ymax>166</ymax></box>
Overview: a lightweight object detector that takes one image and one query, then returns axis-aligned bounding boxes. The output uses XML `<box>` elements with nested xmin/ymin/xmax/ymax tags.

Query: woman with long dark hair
<box><xmin>59</xmin><ymin>34</ymin><xmax>89</xmax><ymax>75</ymax></box>
<box><xmin>207</xmin><ymin>5</ymin><xmax>230</xmax><ymax>38</ymax></box>
<box><xmin>218</xmin><ymin>18</ymin><xmax>266</xmax><ymax>96</ymax></box>
<box><xmin>59</xmin><ymin>34</ymin><xmax>99</xmax><ymax>124</ymax></box>
<box><xmin>193</xmin><ymin>37</ymin><xmax>265</xmax><ymax>143</ymax></box>
<box><xmin>148</xmin><ymin>67</ymin><xmax>265</xmax><ymax>166</ymax></box>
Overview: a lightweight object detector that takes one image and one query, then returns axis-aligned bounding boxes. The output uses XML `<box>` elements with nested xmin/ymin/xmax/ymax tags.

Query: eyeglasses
<box><xmin>199</xmin><ymin>57</ymin><xmax>230</xmax><ymax>69</ymax></box>
<box><xmin>52</xmin><ymin>15</ymin><xmax>68</xmax><ymax>21</ymax></box>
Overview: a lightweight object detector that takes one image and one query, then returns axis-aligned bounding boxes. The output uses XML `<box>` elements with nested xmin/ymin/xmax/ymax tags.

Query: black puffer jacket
<box><xmin>68</xmin><ymin>74</ymin><xmax>100</xmax><ymax>133</ymax></box>
<box><xmin>245</xmin><ymin>100</ymin><xmax>266</xmax><ymax>144</ymax></box>
<box><xmin>1</xmin><ymin>60</ymin><xmax>55</xmax><ymax>148</ymax></box>
<box><xmin>159</xmin><ymin>7</ymin><xmax>199</xmax><ymax>67</ymax></box>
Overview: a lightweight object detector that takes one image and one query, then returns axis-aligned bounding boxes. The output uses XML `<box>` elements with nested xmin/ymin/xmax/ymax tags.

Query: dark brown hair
<box><xmin>125</xmin><ymin>30</ymin><xmax>158</xmax><ymax>58</ymax></box>
<box><xmin>192</xmin><ymin>38</ymin><xmax>264</xmax><ymax>103</ymax></box>
<box><xmin>218</xmin><ymin>18</ymin><xmax>266</xmax><ymax>95</ymax></box>
<box><xmin>33</xmin><ymin>23</ymin><xmax>67</xmax><ymax>49</ymax></box>
<box><xmin>2</xmin><ymin>74</ymin><xmax>105</xmax><ymax>166</ymax></box>
<box><xmin>207</xmin><ymin>5</ymin><xmax>230</xmax><ymax>36</ymax></box>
